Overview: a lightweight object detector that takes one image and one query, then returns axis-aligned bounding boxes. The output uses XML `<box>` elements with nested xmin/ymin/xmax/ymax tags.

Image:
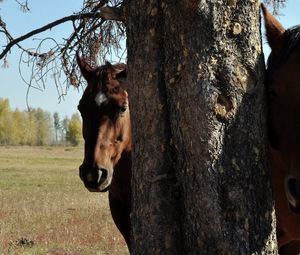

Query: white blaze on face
<box><xmin>95</xmin><ymin>92</ymin><xmax>108</xmax><ymax>106</ymax></box>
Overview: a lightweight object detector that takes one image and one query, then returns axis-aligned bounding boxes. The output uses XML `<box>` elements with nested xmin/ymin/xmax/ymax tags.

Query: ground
<box><xmin>0</xmin><ymin>146</ymin><xmax>128</xmax><ymax>255</ymax></box>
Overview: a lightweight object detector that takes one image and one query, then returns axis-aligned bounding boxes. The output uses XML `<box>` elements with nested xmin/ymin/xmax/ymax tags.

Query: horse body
<box><xmin>262</xmin><ymin>4</ymin><xmax>300</xmax><ymax>254</ymax></box>
<box><xmin>76</xmin><ymin>54</ymin><xmax>132</xmax><ymax>249</ymax></box>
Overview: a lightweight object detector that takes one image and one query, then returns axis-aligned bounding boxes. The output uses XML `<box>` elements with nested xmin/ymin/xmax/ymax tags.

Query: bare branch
<box><xmin>1</xmin><ymin>0</ymin><xmax>126</xmax><ymax>99</ymax></box>
<box><xmin>0</xmin><ymin>0</ymin><xmax>286</xmax><ymax>103</ymax></box>
<box><xmin>15</xmin><ymin>0</ymin><xmax>30</xmax><ymax>12</ymax></box>
<box><xmin>0</xmin><ymin>19</ymin><xmax>43</xmax><ymax>58</ymax></box>
<box><xmin>99</xmin><ymin>6</ymin><xmax>124</xmax><ymax>21</ymax></box>
<box><xmin>0</xmin><ymin>6</ymin><xmax>124</xmax><ymax>60</ymax></box>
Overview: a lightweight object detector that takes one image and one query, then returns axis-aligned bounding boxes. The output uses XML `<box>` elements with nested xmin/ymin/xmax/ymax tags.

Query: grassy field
<box><xmin>0</xmin><ymin>146</ymin><xmax>128</xmax><ymax>255</ymax></box>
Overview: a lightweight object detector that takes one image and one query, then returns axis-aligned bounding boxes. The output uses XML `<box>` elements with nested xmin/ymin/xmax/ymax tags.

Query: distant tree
<box><xmin>0</xmin><ymin>98</ymin><xmax>11</xmax><ymax>144</ymax></box>
<box><xmin>53</xmin><ymin>112</ymin><xmax>60</xmax><ymax>143</ymax></box>
<box><xmin>0</xmin><ymin>98</ymin><xmax>9</xmax><ymax>115</ymax></box>
<box><xmin>26</xmin><ymin>110</ymin><xmax>38</xmax><ymax>145</ymax></box>
<box><xmin>21</xmin><ymin>110</ymin><xmax>34</xmax><ymax>145</ymax></box>
<box><xmin>66</xmin><ymin>113</ymin><xmax>82</xmax><ymax>146</ymax></box>
<box><xmin>10</xmin><ymin>109</ymin><xmax>27</xmax><ymax>145</ymax></box>
<box><xmin>0</xmin><ymin>98</ymin><xmax>81</xmax><ymax>146</ymax></box>
<box><xmin>60</xmin><ymin>116</ymin><xmax>69</xmax><ymax>144</ymax></box>
<box><xmin>30</xmin><ymin>108</ymin><xmax>52</xmax><ymax>146</ymax></box>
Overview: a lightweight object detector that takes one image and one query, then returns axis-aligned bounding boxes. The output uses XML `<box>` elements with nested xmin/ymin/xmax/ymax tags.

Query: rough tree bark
<box><xmin>126</xmin><ymin>0</ymin><xmax>277</xmax><ymax>254</ymax></box>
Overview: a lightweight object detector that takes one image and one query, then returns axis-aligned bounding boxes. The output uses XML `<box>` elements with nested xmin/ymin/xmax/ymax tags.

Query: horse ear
<box><xmin>261</xmin><ymin>3</ymin><xmax>285</xmax><ymax>53</ymax></box>
<box><xmin>116</xmin><ymin>67</ymin><xmax>127</xmax><ymax>87</ymax></box>
<box><xmin>76</xmin><ymin>52</ymin><xmax>94</xmax><ymax>81</ymax></box>
<box><xmin>114</xmin><ymin>63</ymin><xmax>126</xmax><ymax>72</ymax></box>
<box><xmin>108</xmin><ymin>63</ymin><xmax>127</xmax><ymax>83</ymax></box>
<box><xmin>114</xmin><ymin>64</ymin><xmax>127</xmax><ymax>81</ymax></box>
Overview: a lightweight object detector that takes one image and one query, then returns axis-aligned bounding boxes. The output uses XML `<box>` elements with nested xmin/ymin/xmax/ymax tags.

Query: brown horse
<box><xmin>262</xmin><ymin>4</ymin><xmax>300</xmax><ymax>254</ymax></box>
<box><xmin>76</xmin><ymin>54</ymin><xmax>132</xmax><ymax>250</ymax></box>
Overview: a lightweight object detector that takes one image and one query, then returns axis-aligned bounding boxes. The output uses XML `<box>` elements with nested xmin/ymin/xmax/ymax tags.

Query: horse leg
<box><xmin>108</xmin><ymin>192</ymin><xmax>131</xmax><ymax>250</ymax></box>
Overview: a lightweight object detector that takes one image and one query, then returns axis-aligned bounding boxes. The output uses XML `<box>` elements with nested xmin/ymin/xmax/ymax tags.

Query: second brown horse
<box><xmin>262</xmin><ymin>4</ymin><xmax>300</xmax><ymax>254</ymax></box>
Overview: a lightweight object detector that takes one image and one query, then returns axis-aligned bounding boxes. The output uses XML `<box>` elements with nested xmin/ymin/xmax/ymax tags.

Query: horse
<box><xmin>76</xmin><ymin>53</ymin><xmax>132</xmax><ymax>250</ymax></box>
<box><xmin>262</xmin><ymin>4</ymin><xmax>300</xmax><ymax>254</ymax></box>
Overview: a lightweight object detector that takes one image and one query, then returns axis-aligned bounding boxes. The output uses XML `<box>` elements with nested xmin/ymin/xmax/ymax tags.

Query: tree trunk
<box><xmin>126</xmin><ymin>1</ymin><xmax>277</xmax><ymax>254</ymax></box>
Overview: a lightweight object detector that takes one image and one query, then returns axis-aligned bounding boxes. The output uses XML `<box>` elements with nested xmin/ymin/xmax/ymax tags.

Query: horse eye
<box><xmin>112</xmin><ymin>87</ymin><xmax>120</xmax><ymax>93</ymax></box>
<box><xmin>120</xmin><ymin>106</ymin><xmax>126</xmax><ymax>113</ymax></box>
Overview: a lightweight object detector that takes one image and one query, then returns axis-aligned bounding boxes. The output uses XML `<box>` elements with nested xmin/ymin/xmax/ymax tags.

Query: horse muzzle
<box><xmin>79</xmin><ymin>165</ymin><xmax>113</xmax><ymax>192</ymax></box>
<box><xmin>285</xmin><ymin>175</ymin><xmax>300</xmax><ymax>214</ymax></box>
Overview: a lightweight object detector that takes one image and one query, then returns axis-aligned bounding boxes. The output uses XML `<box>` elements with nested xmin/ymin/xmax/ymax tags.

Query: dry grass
<box><xmin>0</xmin><ymin>146</ymin><xmax>129</xmax><ymax>255</ymax></box>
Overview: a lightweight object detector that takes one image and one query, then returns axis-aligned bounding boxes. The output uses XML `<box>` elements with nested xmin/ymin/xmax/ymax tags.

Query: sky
<box><xmin>0</xmin><ymin>0</ymin><xmax>85</xmax><ymax>117</ymax></box>
<box><xmin>0</xmin><ymin>0</ymin><xmax>299</xmax><ymax>117</ymax></box>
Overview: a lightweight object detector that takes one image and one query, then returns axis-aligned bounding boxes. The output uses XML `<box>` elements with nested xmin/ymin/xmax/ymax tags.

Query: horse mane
<box><xmin>267</xmin><ymin>25</ymin><xmax>300</xmax><ymax>71</ymax></box>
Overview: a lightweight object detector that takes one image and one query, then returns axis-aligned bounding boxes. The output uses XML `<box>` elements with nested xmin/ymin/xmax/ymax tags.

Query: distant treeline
<box><xmin>0</xmin><ymin>98</ymin><xmax>82</xmax><ymax>146</ymax></box>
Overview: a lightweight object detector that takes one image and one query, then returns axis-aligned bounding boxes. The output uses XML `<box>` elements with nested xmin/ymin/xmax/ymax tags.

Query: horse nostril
<box><xmin>288</xmin><ymin>178</ymin><xmax>300</xmax><ymax>197</ymax></box>
<box><xmin>99</xmin><ymin>168</ymin><xmax>108</xmax><ymax>182</ymax></box>
<box><xmin>285</xmin><ymin>176</ymin><xmax>300</xmax><ymax>210</ymax></box>
<box><xmin>79</xmin><ymin>167</ymin><xmax>100</xmax><ymax>185</ymax></box>
<box><xmin>79</xmin><ymin>166</ymin><xmax>111</xmax><ymax>192</ymax></box>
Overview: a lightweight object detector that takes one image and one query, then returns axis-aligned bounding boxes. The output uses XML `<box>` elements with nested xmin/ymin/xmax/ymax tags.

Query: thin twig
<box><xmin>0</xmin><ymin>7</ymin><xmax>124</xmax><ymax>60</ymax></box>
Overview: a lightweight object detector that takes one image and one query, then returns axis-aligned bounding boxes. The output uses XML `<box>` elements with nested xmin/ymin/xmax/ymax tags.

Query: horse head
<box><xmin>263</xmin><ymin>4</ymin><xmax>300</xmax><ymax>213</ymax></box>
<box><xmin>77</xmin><ymin>54</ymin><xmax>131</xmax><ymax>192</ymax></box>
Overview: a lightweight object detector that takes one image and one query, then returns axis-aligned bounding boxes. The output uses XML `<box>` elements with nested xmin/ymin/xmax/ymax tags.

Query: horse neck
<box><xmin>269</xmin><ymin>146</ymin><xmax>289</xmax><ymax>232</ymax></box>
<box><xmin>109</xmin><ymin>150</ymin><xmax>132</xmax><ymax>204</ymax></box>
<box><xmin>117</xmin><ymin>109</ymin><xmax>132</xmax><ymax>152</ymax></box>
<box><xmin>109</xmin><ymin>111</ymin><xmax>132</xmax><ymax>203</ymax></box>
